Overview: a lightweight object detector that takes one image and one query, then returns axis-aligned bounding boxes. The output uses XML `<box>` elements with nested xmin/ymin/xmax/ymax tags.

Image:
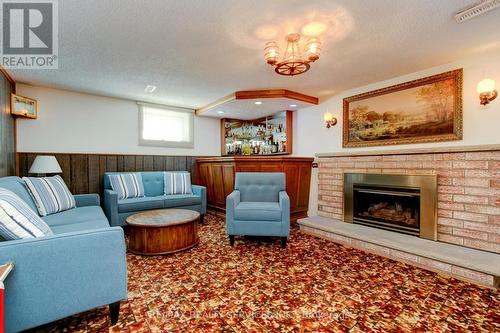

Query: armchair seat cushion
<box><xmin>42</xmin><ymin>206</ymin><xmax>108</xmax><ymax>227</ymax></box>
<box><xmin>117</xmin><ymin>196</ymin><xmax>165</xmax><ymax>213</ymax></box>
<box><xmin>164</xmin><ymin>194</ymin><xmax>201</xmax><ymax>208</ymax></box>
<box><xmin>234</xmin><ymin>202</ymin><xmax>282</xmax><ymax>222</ymax></box>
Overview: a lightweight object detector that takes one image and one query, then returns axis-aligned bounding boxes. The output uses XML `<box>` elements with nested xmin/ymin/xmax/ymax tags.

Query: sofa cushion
<box><xmin>164</xmin><ymin>172</ymin><xmax>192</xmax><ymax>195</ymax></box>
<box><xmin>234</xmin><ymin>202</ymin><xmax>282</xmax><ymax>222</ymax></box>
<box><xmin>42</xmin><ymin>206</ymin><xmax>108</xmax><ymax>227</ymax></box>
<box><xmin>163</xmin><ymin>194</ymin><xmax>201</xmax><ymax>208</ymax></box>
<box><xmin>50</xmin><ymin>219</ymin><xmax>110</xmax><ymax>234</ymax></box>
<box><xmin>0</xmin><ymin>188</ymin><xmax>53</xmax><ymax>240</ymax></box>
<box><xmin>0</xmin><ymin>177</ymin><xmax>38</xmax><ymax>212</ymax></box>
<box><xmin>23</xmin><ymin>176</ymin><xmax>76</xmax><ymax>216</ymax></box>
<box><xmin>141</xmin><ymin>172</ymin><xmax>165</xmax><ymax>197</ymax></box>
<box><xmin>118</xmin><ymin>196</ymin><xmax>165</xmax><ymax>213</ymax></box>
<box><xmin>109</xmin><ymin>173</ymin><xmax>145</xmax><ymax>200</ymax></box>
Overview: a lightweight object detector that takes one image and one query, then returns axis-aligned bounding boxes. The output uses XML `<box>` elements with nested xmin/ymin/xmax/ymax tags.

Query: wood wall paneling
<box><xmin>283</xmin><ymin>163</ymin><xmax>300</xmax><ymax>210</ymax></box>
<box><xmin>17</xmin><ymin>153</ymin><xmax>200</xmax><ymax>198</ymax></box>
<box><xmin>211</xmin><ymin>164</ymin><xmax>226</xmax><ymax>206</ymax></box>
<box><xmin>70</xmin><ymin>154</ymin><xmax>89</xmax><ymax>194</ymax></box>
<box><xmin>143</xmin><ymin>156</ymin><xmax>154</xmax><ymax>171</ymax></box>
<box><xmin>87</xmin><ymin>155</ymin><xmax>100</xmax><ymax>194</ymax></box>
<box><xmin>0</xmin><ymin>71</ymin><xmax>15</xmax><ymax>177</ymax></box>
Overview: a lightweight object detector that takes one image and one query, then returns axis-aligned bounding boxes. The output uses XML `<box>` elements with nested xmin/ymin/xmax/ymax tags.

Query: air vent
<box><xmin>454</xmin><ymin>0</ymin><xmax>500</xmax><ymax>23</ymax></box>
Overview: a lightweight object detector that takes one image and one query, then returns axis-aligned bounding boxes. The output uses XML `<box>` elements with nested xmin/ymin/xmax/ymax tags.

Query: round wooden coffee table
<box><xmin>126</xmin><ymin>209</ymin><xmax>200</xmax><ymax>255</ymax></box>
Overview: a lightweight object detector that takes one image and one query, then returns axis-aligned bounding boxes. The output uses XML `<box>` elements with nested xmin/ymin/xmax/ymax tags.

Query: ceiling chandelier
<box><xmin>264</xmin><ymin>33</ymin><xmax>321</xmax><ymax>76</ymax></box>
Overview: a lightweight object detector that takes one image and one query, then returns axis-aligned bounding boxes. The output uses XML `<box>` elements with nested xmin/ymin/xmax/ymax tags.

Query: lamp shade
<box><xmin>28</xmin><ymin>156</ymin><xmax>62</xmax><ymax>174</ymax></box>
<box><xmin>476</xmin><ymin>78</ymin><xmax>495</xmax><ymax>94</ymax></box>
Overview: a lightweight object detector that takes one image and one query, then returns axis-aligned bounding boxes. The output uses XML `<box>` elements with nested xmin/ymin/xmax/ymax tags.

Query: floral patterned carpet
<box><xmin>36</xmin><ymin>214</ymin><xmax>499</xmax><ymax>333</ymax></box>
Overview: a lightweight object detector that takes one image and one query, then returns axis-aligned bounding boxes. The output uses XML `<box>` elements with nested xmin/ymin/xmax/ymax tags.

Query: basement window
<box><xmin>138</xmin><ymin>102</ymin><xmax>194</xmax><ymax>148</ymax></box>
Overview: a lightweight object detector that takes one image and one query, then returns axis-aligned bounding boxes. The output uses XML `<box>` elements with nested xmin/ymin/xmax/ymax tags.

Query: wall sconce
<box><xmin>477</xmin><ymin>78</ymin><xmax>497</xmax><ymax>106</ymax></box>
<box><xmin>324</xmin><ymin>112</ymin><xmax>338</xmax><ymax>128</ymax></box>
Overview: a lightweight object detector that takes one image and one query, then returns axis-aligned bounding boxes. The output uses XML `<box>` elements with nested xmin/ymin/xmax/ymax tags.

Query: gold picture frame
<box><xmin>343</xmin><ymin>69</ymin><xmax>463</xmax><ymax>148</ymax></box>
<box><xmin>11</xmin><ymin>93</ymin><xmax>38</xmax><ymax>119</ymax></box>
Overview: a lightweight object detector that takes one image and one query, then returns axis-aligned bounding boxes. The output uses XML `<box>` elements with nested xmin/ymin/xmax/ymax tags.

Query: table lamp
<box><xmin>28</xmin><ymin>156</ymin><xmax>62</xmax><ymax>176</ymax></box>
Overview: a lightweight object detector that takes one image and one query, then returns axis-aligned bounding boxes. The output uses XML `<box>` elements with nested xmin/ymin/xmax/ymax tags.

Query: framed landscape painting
<box><xmin>343</xmin><ymin>69</ymin><xmax>463</xmax><ymax>148</ymax></box>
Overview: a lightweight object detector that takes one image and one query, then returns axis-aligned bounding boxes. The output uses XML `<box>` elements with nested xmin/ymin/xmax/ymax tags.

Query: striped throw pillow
<box><xmin>0</xmin><ymin>188</ymin><xmax>53</xmax><ymax>240</ymax></box>
<box><xmin>108</xmin><ymin>173</ymin><xmax>145</xmax><ymax>200</ymax></box>
<box><xmin>164</xmin><ymin>172</ymin><xmax>192</xmax><ymax>195</ymax></box>
<box><xmin>23</xmin><ymin>176</ymin><xmax>76</xmax><ymax>217</ymax></box>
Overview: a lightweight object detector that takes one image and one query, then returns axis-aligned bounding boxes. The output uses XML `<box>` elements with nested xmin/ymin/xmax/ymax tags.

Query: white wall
<box><xmin>293</xmin><ymin>47</ymin><xmax>500</xmax><ymax>216</ymax></box>
<box><xmin>16</xmin><ymin>85</ymin><xmax>220</xmax><ymax>156</ymax></box>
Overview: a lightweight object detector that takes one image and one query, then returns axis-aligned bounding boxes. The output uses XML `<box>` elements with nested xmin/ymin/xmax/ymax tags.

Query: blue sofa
<box><xmin>0</xmin><ymin>176</ymin><xmax>127</xmax><ymax>333</ymax></box>
<box><xmin>103</xmin><ymin>171</ymin><xmax>207</xmax><ymax>227</ymax></box>
<box><xmin>226</xmin><ymin>172</ymin><xmax>290</xmax><ymax>248</ymax></box>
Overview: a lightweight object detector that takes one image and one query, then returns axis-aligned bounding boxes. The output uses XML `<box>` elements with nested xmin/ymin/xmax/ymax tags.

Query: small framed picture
<box><xmin>11</xmin><ymin>93</ymin><xmax>38</xmax><ymax>119</ymax></box>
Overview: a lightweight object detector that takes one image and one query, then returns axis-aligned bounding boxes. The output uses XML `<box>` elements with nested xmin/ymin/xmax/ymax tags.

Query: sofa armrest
<box><xmin>74</xmin><ymin>193</ymin><xmax>100</xmax><ymax>207</ymax></box>
<box><xmin>191</xmin><ymin>185</ymin><xmax>207</xmax><ymax>214</ymax></box>
<box><xmin>103</xmin><ymin>189</ymin><xmax>119</xmax><ymax>226</ymax></box>
<box><xmin>279</xmin><ymin>191</ymin><xmax>290</xmax><ymax>236</ymax></box>
<box><xmin>0</xmin><ymin>227</ymin><xmax>127</xmax><ymax>333</ymax></box>
<box><xmin>226</xmin><ymin>190</ymin><xmax>240</xmax><ymax>235</ymax></box>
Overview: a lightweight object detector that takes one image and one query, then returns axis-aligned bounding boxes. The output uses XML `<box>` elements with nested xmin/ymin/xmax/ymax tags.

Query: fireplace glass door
<box><xmin>353</xmin><ymin>185</ymin><xmax>420</xmax><ymax>235</ymax></box>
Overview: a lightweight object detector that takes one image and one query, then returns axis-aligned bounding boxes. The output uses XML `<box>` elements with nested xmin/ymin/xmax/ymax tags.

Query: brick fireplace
<box><xmin>316</xmin><ymin>146</ymin><xmax>500</xmax><ymax>254</ymax></box>
<box><xmin>297</xmin><ymin>146</ymin><xmax>500</xmax><ymax>287</ymax></box>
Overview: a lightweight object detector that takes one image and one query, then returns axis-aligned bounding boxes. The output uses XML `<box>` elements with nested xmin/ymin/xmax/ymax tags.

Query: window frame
<box><xmin>138</xmin><ymin>102</ymin><xmax>195</xmax><ymax>148</ymax></box>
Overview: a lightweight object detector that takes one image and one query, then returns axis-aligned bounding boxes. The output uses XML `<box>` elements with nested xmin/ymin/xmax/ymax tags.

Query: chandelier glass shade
<box><xmin>264</xmin><ymin>33</ymin><xmax>321</xmax><ymax>76</ymax></box>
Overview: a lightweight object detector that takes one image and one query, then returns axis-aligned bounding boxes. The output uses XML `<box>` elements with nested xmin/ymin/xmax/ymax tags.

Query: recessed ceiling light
<box><xmin>144</xmin><ymin>85</ymin><xmax>157</xmax><ymax>93</ymax></box>
<box><xmin>290</xmin><ymin>104</ymin><xmax>297</xmax><ymax>107</ymax></box>
<box><xmin>217</xmin><ymin>111</ymin><xmax>225</xmax><ymax>114</ymax></box>
<box><xmin>255</xmin><ymin>101</ymin><xmax>263</xmax><ymax>105</ymax></box>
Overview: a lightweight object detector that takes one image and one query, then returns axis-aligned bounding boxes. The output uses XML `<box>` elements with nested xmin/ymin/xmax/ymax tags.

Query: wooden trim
<box><xmin>17</xmin><ymin>151</ymin><xmax>206</xmax><ymax>157</ymax></box>
<box><xmin>220</xmin><ymin>118</ymin><xmax>226</xmax><ymax>155</ymax></box>
<box><xmin>0</xmin><ymin>65</ymin><xmax>17</xmax><ymax>175</ymax></box>
<box><xmin>315</xmin><ymin>144</ymin><xmax>500</xmax><ymax>158</ymax></box>
<box><xmin>196</xmin><ymin>89</ymin><xmax>319</xmax><ymax>116</ymax></box>
<box><xmin>196</xmin><ymin>93</ymin><xmax>235</xmax><ymax>115</ymax></box>
<box><xmin>235</xmin><ymin>89</ymin><xmax>319</xmax><ymax>104</ymax></box>
<box><xmin>0</xmin><ymin>64</ymin><xmax>15</xmax><ymax>88</ymax></box>
<box><xmin>196</xmin><ymin>156</ymin><xmax>314</xmax><ymax>162</ymax></box>
<box><xmin>285</xmin><ymin>110</ymin><xmax>293</xmax><ymax>154</ymax></box>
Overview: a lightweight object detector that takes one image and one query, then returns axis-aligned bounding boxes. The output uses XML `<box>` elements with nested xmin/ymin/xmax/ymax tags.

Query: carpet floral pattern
<box><xmin>36</xmin><ymin>214</ymin><xmax>499</xmax><ymax>332</ymax></box>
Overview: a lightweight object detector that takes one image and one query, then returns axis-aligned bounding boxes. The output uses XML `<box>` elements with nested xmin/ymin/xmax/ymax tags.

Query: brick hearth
<box><xmin>315</xmin><ymin>146</ymin><xmax>500</xmax><ymax>253</ymax></box>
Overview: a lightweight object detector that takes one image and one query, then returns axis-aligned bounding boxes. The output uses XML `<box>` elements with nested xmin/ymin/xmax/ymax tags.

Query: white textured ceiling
<box><xmin>9</xmin><ymin>0</ymin><xmax>500</xmax><ymax>112</ymax></box>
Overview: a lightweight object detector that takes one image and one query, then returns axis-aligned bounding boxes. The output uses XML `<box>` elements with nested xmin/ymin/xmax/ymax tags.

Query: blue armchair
<box><xmin>226</xmin><ymin>172</ymin><xmax>290</xmax><ymax>248</ymax></box>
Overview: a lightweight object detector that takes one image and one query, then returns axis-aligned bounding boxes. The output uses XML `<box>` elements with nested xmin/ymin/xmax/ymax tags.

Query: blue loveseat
<box><xmin>103</xmin><ymin>171</ymin><xmax>207</xmax><ymax>226</ymax></box>
<box><xmin>0</xmin><ymin>177</ymin><xmax>127</xmax><ymax>333</ymax></box>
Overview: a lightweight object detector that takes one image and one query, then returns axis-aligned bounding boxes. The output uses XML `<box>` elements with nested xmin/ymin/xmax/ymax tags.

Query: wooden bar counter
<box><xmin>195</xmin><ymin>156</ymin><xmax>314</xmax><ymax>221</ymax></box>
